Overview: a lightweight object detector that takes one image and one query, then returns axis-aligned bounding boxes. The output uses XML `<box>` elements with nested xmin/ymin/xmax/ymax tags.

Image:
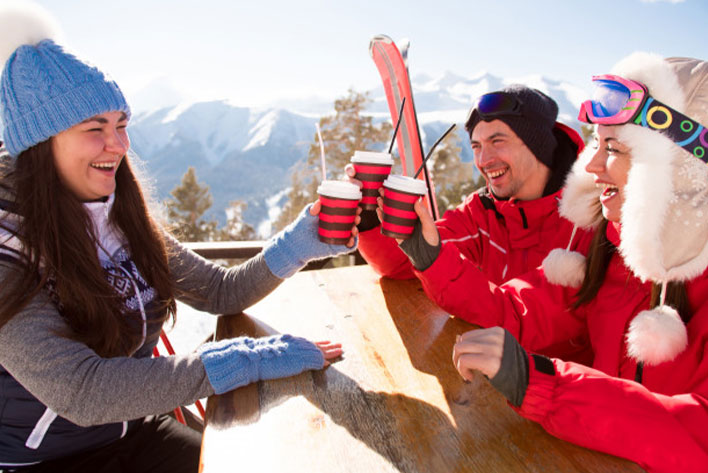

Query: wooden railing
<box><xmin>183</xmin><ymin>241</ymin><xmax>267</xmax><ymax>260</ymax></box>
<box><xmin>183</xmin><ymin>241</ymin><xmax>365</xmax><ymax>270</ymax></box>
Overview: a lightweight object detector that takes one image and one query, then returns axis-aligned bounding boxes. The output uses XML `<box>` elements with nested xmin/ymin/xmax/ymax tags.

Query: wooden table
<box><xmin>199</xmin><ymin>265</ymin><xmax>644</xmax><ymax>473</ymax></box>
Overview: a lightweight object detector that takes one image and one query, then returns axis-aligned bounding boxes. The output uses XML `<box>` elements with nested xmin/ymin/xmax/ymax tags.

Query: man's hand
<box><xmin>344</xmin><ymin>163</ymin><xmax>362</xmax><ymax>188</ymax></box>
<box><xmin>375</xmin><ymin>191</ymin><xmax>439</xmax><ymax>246</ymax></box>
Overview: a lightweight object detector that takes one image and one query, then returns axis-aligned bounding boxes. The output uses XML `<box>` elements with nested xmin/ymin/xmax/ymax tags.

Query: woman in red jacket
<box><xmin>449</xmin><ymin>53</ymin><xmax>708</xmax><ymax>473</ymax></box>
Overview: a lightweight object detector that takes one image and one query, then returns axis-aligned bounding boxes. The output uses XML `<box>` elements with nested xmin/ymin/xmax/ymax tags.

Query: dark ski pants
<box><xmin>10</xmin><ymin>414</ymin><xmax>201</xmax><ymax>473</ymax></box>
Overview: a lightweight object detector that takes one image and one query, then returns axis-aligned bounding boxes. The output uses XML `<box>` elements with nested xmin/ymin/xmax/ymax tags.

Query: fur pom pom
<box><xmin>626</xmin><ymin>305</ymin><xmax>688</xmax><ymax>366</ymax></box>
<box><xmin>542</xmin><ymin>248</ymin><xmax>586</xmax><ymax>288</ymax></box>
<box><xmin>0</xmin><ymin>1</ymin><xmax>62</xmax><ymax>68</ymax></box>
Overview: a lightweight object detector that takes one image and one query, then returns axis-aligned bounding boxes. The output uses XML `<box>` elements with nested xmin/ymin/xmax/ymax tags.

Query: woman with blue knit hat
<box><xmin>0</xmin><ymin>3</ymin><xmax>355</xmax><ymax>472</ymax></box>
<box><xmin>451</xmin><ymin>52</ymin><xmax>708</xmax><ymax>472</ymax></box>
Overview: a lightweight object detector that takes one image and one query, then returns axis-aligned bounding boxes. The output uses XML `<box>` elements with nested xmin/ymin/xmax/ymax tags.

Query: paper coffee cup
<box><xmin>381</xmin><ymin>175</ymin><xmax>427</xmax><ymax>239</ymax></box>
<box><xmin>351</xmin><ymin>151</ymin><xmax>394</xmax><ymax>210</ymax></box>
<box><xmin>317</xmin><ymin>180</ymin><xmax>362</xmax><ymax>244</ymax></box>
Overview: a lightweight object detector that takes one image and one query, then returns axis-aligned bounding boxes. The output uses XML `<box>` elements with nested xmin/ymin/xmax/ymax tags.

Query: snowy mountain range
<box><xmin>128</xmin><ymin>101</ymin><xmax>318</xmax><ymax>235</ymax></box>
<box><xmin>15</xmin><ymin>71</ymin><xmax>590</xmax><ymax>237</ymax></box>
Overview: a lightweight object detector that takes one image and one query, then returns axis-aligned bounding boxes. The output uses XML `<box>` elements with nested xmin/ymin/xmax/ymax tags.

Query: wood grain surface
<box><xmin>199</xmin><ymin>265</ymin><xmax>644</xmax><ymax>473</ymax></box>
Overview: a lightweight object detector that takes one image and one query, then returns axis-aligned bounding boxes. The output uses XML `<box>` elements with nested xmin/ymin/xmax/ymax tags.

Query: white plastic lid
<box><xmin>383</xmin><ymin>174</ymin><xmax>427</xmax><ymax>195</ymax></box>
<box><xmin>317</xmin><ymin>180</ymin><xmax>362</xmax><ymax>200</ymax></box>
<box><xmin>350</xmin><ymin>151</ymin><xmax>394</xmax><ymax>165</ymax></box>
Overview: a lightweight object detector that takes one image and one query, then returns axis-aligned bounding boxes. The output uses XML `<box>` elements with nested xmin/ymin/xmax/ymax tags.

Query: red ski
<box><xmin>369</xmin><ymin>34</ymin><xmax>439</xmax><ymax>220</ymax></box>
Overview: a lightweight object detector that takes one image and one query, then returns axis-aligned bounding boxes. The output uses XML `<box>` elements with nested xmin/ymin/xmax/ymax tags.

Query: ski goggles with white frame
<box><xmin>578</xmin><ymin>74</ymin><xmax>707</xmax><ymax>161</ymax></box>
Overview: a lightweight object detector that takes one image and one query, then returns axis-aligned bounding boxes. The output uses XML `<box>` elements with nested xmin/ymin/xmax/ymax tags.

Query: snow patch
<box><xmin>257</xmin><ymin>187</ymin><xmax>291</xmax><ymax>237</ymax></box>
<box><xmin>244</xmin><ymin>110</ymin><xmax>279</xmax><ymax>152</ymax></box>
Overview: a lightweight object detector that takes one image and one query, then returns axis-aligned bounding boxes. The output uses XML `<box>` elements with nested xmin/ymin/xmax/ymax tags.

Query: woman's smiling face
<box><xmin>584</xmin><ymin>125</ymin><xmax>632</xmax><ymax>223</ymax></box>
<box><xmin>51</xmin><ymin>111</ymin><xmax>129</xmax><ymax>201</ymax></box>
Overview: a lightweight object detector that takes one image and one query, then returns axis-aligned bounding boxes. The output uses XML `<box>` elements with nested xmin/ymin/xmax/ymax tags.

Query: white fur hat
<box><xmin>613</xmin><ymin>54</ymin><xmax>708</xmax><ymax>283</ymax></box>
<box><xmin>545</xmin><ymin>52</ymin><xmax>708</xmax><ymax>365</ymax></box>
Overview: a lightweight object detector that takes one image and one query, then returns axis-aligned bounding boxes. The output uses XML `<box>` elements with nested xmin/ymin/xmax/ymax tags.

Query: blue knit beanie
<box><xmin>1</xmin><ymin>38</ymin><xmax>130</xmax><ymax>157</ymax></box>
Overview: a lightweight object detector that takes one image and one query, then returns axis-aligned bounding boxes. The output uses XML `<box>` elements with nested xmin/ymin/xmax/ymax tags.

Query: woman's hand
<box><xmin>315</xmin><ymin>341</ymin><xmax>343</xmax><ymax>367</ymax></box>
<box><xmin>309</xmin><ymin>200</ymin><xmax>362</xmax><ymax>248</ymax></box>
<box><xmin>452</xmin><ymin>327</ymin><xmax>505</xmax><ymax>380</ymax></box>
<box><xmin>344</xmin><ymin>163</ymin><xmax>362</xmax><ymax>188</ymax></box>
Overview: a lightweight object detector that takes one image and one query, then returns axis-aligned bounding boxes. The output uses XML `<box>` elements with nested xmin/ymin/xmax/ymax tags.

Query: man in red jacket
<box><xmin>351</xmin><ymin>84</ymin><xmax>587</xmax><ymax>289</ymax></box>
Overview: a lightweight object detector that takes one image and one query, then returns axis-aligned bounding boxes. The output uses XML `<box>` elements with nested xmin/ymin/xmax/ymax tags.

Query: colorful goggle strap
<box><xmin>633</xmin><ymin>96</ymin><xmax>707</xmax><ymax>162</ymax></box>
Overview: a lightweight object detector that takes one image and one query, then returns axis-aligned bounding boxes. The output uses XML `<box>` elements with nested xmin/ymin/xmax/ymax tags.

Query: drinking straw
<box><xmin>315</xmin><ymin>122</ymin><xmax>327</xmax><ymax>181</ymax></box>
<box><xmin>388</xmin><ymin>97</ymin><xmax>407</xmax><ymax>154</ymax></box>
<box><xmin>413</xmin><ymin>123</ymin><xmax>457</xmax><ymax>179</ymax></box>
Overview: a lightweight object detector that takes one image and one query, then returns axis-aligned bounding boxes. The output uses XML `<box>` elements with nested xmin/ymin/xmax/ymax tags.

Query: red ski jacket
<box><xmin>422</xmin><ymin>223</ymin><xmax>708</xmax><ymax>472</ymax></box>
<box><xmin>358</xmin><ymin>123</ymin><xmax>588</xmax><ymax>288</ymax></box>
<box><xmin>358</xmin><ymin>187</ymin><xmax>590</xmax><ymax>285</ymax></box>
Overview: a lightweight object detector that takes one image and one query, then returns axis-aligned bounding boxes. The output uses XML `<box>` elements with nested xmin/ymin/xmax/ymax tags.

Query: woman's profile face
<box><xmin>584</xmin><ymin>125</ymin><xmax>632</xmax><ymax>223</ymax></box>
<box><xmin>51</xmin><ymin>111</ymin><xmax>130</xmax><ymax>201</ymax></box>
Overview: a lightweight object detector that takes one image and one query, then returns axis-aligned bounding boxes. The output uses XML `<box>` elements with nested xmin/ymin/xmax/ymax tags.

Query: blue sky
<box><xmin>34</xmin><ymin>0</ymin><xmax>708</xmax><ymax>109</ymax></box>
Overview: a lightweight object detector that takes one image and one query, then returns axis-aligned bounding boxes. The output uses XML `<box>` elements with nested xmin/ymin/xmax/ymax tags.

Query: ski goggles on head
<box><xmin>579</xmin><ymin>74</ymin><xmax>708</xmax><ymax>161</ymax></box>
<box><xmin>473</xmin><ymin>92</ymin><xmax>523</xmax><ymax>119</ymax></box>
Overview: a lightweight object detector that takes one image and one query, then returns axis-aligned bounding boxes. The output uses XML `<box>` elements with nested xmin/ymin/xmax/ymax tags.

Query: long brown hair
<box><xmin>573</xmin><ymin>218</ymin><xmax>691</xmax><ymax>322</ymax></box>
<box><xmin>0</xmin><ymin>139</ymin><xmax>176</xmax><ymax>357</ymax></box>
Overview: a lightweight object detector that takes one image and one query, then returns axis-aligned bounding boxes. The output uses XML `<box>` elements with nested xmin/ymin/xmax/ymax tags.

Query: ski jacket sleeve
<box><xmin>417</xmin><ymin>241</ymin><xmax>587</xmax><ymax>357</ymax></box>
<box><xmin>167</xmin><ymin>233</ymin><xmax>283</xmax><ymax>314</ymax></box>
<box><xmin>357</xmin><ymin>195</ymin><xmax>485</xmax><ymax>280</ymax></box>
<box><xmin>517</xmin><ymin>352</ymin><xmax>708</xmax><ymax>473</ymax></box>
<box><xmin>356</xmin><ymin>225</ymin><xmax>416</xmax><ymax>279</ymax></box>
<box><xmin>434</xmin><ymin>194</ymin><xmax>486</xmax><ymax>264</ymax></box>
<box><xmin>0</xmin><ymin>260</ymin><xmax>215</xmax><ymax>427</ymax></box>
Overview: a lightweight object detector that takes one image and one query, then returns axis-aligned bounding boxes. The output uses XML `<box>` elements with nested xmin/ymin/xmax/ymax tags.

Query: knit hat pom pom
<box><xmin>626</xmin><ymin>305</ymin><xmax>688</xmax><ymax>366</ymax></box>
<box><xmin>542</xmin><ymin>248</ymin><xmax>586</xmax><ymax>288</ymax></box>
<box><xmin>0</xmin><ymin>1</ymin><xmax>62</xmax><ymax>68</ymax></box>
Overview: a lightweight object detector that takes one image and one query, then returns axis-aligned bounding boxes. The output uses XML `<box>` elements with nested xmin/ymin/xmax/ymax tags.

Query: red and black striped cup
<box><xmin>381</xmin><ymin>175</ymin><xmax>428</xmax><ymax>240</ymax></box>
<box><xmin>316</xmin><ymin>180</ymin><xmax>362</xmax><ymax>244</ymax></box>
<box><xmin>351</xmin><ymin>151</ymin><xmax>394</xmax><ymax>210</ymax></box>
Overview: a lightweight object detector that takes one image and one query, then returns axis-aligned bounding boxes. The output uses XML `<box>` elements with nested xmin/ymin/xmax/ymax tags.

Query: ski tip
<box><xmin>370</xmin><ymin>34</ymin><xmax>393</xmax><ymax>44</ymax></box>
<box><xmin>368</xmin><ymin>34</ymin><xmax>394</xmax><ymax>57</ymax></box>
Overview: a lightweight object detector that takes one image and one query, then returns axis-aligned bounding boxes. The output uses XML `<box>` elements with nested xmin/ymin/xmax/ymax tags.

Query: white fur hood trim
<box><xmin>613</xmin><ymin>53</ymin><xmax>708</xmax><ymax>283</ymax></box>
<box><xmin>558</xmin><ymin>144</ymin><xmax>603</xmax><ymax>230</ymax></box>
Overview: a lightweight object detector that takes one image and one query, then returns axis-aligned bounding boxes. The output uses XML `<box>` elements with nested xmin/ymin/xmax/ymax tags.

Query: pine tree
<box><xmin>165</xmin><ymin>167</ymin><xmax>218</xmax><ymax>242</ymax></box>
<box><xmin>218</xmin><ymin>200</ymin><xmax>257</xmax><ymax>241</ymax></box>
<box><xmin>429</xmin><ymin>131</ymin><xmax>484</xmax><ymax>216</ymax></box>
<box><xmin>273</xmin><ymin>89</ymin><xmax>393</xmax><ymax>232</ymax></box>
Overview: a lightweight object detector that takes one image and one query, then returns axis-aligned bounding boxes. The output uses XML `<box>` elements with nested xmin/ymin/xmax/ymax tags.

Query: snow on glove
<box><xmin>263</xmin><ymin>203</ymin><xmax>357</xmax><ymax>278</ymax></box>
<box><xmin>198</xmin><ymin>334</ymin><xmax>325</xmax><ymax>395</ymax></box>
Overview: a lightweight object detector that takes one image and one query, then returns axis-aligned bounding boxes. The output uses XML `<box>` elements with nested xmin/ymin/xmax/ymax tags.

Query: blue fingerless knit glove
<box><xmin>263</xmin><ymin>203</ymin><xmax>357</xmax><ymax>278</ymax></box>
<box><xmin>198</xmin><ymin>334</ymin><xmax>325</xmax><ymax>395</ymax></box>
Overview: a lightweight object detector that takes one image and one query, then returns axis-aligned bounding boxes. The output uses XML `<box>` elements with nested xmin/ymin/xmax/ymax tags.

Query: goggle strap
<box><xmin>633</xmin><ymin>97</ymin><xmax>707</xmax><ymax>162</ymax></box>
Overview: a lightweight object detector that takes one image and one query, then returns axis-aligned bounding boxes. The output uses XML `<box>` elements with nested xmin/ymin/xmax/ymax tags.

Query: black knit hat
<box><xmin>465</xmin><ymin>84</ymin><xmax>559</xmax><ymax>169</ymax></box>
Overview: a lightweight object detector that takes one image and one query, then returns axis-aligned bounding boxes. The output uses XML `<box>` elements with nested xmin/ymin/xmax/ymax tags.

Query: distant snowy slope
<box><xmin>108</xmin><ymin>70</ymin><xmax>590</xmax><ymax>236</ymax></box>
